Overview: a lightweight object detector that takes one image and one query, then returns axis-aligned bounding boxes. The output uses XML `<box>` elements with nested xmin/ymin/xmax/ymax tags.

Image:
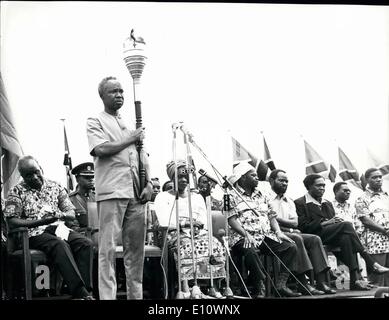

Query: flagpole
<box><xmin>60</xmin><ymin>119</ymin><xmax>74</xmax><ymax>192</ymax></box>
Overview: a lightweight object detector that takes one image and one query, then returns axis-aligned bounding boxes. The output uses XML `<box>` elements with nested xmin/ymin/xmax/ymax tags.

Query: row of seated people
<box><xmin>151</xmin><ymin>160</ymin><xmax>389</xmax><ymax>298</ymax></box>
<box><xmin>2</xmin><ymin>157</ymin><xmax>388</xmax><ymax>299</ymax></box>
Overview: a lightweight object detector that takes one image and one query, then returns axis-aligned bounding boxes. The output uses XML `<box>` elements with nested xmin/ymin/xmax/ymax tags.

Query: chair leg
<box><xmin>265</xmin><ymin>256</ymin><xmax>272</xmax><ymax>297</ymax></box>
<box><xmin>22</xmin><ymin>258</ymin><xmax>32</xmax><ymax>300</ymax></box>
<box><xmin>162</xmin><ymin>243</ymin><xmax>169</xmax><ymax>299</ymax></box>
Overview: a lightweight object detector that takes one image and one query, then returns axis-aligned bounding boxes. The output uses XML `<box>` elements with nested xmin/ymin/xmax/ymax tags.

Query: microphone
<box><xmin>198</xmin><ymin>169</ymin><xmax>219</xmax><ymax>186</ymax></box>
<box><xmin>179</xmin><ymin>124</ymin><xmax>194</xmax><ymax>141</ymax></box>
<box><xmin>172</xmin><ymin>122</ymin><xmax>182</xmax><ymax>131</ymax></box>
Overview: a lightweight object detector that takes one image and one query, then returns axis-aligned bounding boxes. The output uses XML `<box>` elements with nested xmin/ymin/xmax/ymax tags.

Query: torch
<box><xmin>123</xmin><ymin>29</ymin><xmax>147</xmax><ymax>192</ymax></box>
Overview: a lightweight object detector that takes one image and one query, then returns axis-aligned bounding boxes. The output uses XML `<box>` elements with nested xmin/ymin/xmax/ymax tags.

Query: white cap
<box><xmin>227</xmin><ymin>174</ymin><xmax>239</xmax><ymax>186</ymax></box>
<box><xmin>233</xmin><ymin>161</ymin><xmax>256</xmax><ymax>182</ymax></box>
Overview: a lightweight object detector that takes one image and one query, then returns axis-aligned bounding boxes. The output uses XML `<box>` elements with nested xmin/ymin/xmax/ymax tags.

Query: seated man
<box><xmin>228</xmin><ymin>162</ymin><xmax>301</xmax><ymax>298</ymax></box>
<box><xmin>332</xmin><ymin>181</ymin><xmax>363</xmax><ymax>234</ymax></box>
<box><xmin>3</xmin><ymin>156</ymin><xmax>94</xmax><ymax>300</ymax></box>
<box><xmin>269</xmin><ymin>169</ymin><xmax>335</xmax><ymax>295</ymax></box>
<box><xmin>332</xmin><ymin>181</ymin><xmax>367</xmax><ymax>283</ymax></box>
<box><xmin>294</xmin><ymin>174</ymin><xmax>389</xmax><ymax>290</ymax></box>
<box><xmin>355</xmin><ymin>168</ymin><xmax>389</xmax><ymax>287</ymax></box>
<box><xmin>68</xmin><ymin>162</ymin><xmax>96</xmax><ymax>236</ymax></box>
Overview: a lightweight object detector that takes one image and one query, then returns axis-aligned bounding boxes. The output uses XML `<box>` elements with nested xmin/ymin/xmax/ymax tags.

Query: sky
<box><xmin>1</xmin><ymin>2</ymin><xmax>388</xmax><ymax>200</ymax></box>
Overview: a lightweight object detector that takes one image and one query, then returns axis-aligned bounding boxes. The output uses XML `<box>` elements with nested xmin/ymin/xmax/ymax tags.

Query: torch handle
<box><xmin>134</xmin><ymin>100</ymin><xmax>145</xmax><ymax>192</ymax></box>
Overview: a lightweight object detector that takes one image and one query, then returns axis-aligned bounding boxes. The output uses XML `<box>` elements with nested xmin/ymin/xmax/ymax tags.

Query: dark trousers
<box><xmin>29</xmin><ymin>227</ymin><xmax>94</xmax><ymax>297</ymax></box>
<box><xmin>258</xmin><ymin>237</ymin><xmax>298</xmax><ymax>274</ymax></box>
<box><xmin>285</xmin><ymin>232</ymin><xmax>330</xmax><ymax>275</ymax></box>
<box><xmin>1</xmin><ymin>240</ymin><xmax>7</xmax><ymax>298</ymax></box>
<box><xmin>231</xmin><ymin>240</ymin><xmax>266</xmax><ymax>294</ymax></box>
<box><xmin>318</xmin><ymin>221</ymin><xmax>375</xmax><ymax>273</ymax></box>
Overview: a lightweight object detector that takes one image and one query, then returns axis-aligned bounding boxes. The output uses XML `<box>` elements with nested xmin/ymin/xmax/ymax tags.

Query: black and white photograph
<box><xmin>1</xmin><ymin>1</ymin><xmax>388</xmax><ymax>309</ymax></box>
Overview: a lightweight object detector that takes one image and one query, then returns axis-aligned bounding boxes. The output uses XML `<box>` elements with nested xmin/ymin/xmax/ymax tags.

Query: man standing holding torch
<box><xmin>87</xmin><ymin>76</ymin><xmax>153</xmax><ymax>300</ymax></box>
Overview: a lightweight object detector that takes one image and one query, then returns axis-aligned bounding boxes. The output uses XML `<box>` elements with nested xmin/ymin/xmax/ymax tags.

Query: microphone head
<box><xmin>198</xmin><ymin>169</ymin><xmax>219</xmax><ymax>186</ymax></box>
<box><xmin>172</xmin><ymin>122</ymin><xmax>181</xmax><ymax>130</ymax></box>
<box><xmin>217</xmin><ymin>228</ymin><xmax>226</xmax><ymax>237</ymax></box>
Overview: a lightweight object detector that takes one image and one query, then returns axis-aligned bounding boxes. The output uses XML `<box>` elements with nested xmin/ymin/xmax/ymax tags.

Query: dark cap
<box><xmin>72</xmin><ymin>162</ymin><xmax>94</xmax><ymax>177</ymax></box>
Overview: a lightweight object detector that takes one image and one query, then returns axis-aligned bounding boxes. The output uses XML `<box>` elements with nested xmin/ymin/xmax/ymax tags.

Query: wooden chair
<box><xmin>323</xmin><ymin>244</ymin><xmax>341</xmax><ymax>286</ymax></box>
<box><xmin>211</xmin><ymin>211</ymin><xmax>281</xmax><ymax>297</ymax></box>
<box><xmin>6</xmin><ymin>226</ymin><xmax>66</xmax><ymax>300</ymax></box>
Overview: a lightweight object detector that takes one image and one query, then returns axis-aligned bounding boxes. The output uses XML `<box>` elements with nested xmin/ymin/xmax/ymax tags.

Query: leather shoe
<box><xmin>80</xmin><ymin>295</ymin><xmax>95</xmax><ymax>300</ymax></box>
<box><xmin>350</xmin><ymin>280</ymin><xmax>372</xmax><ymax>291</ymax></box>
<box><xmin>372</xmin><ymin>263</ymin><xmax>389</xmax><ymax>274</ymax></box>
<box><xmin>252</xmin><ymin>292</ymin><xmax>265</xmax><ymax>299</ymax></box>
<box><xmin>277</xmin><ymin>286</ymin><xmax>302</xmax><ymax>298</ymax></box>
<box><xmin>252</xmin><ymin>281</ymin><xmax>266</xmax><ymax>299</ymax></box>
<box><xmin>316</xmin><ymin>283</ymin><xmax>336</xmax><ymax>294</ymax></box>
<box><xmin>298</xmin><ymin>284</ymin><xmax>324</xmax><ymax>296</ymax></box>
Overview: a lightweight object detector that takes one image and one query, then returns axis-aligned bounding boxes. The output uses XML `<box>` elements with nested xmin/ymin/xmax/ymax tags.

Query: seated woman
<box><xmin>154</xmin><ymin>160</ymin><xmax>226</xmax><ymax>298</ymax></box>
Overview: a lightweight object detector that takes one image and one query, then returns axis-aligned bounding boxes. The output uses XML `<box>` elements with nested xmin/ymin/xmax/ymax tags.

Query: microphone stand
<box><xmin>177</xmin><ymin>125</ymin><xmax>235</xmax><ymax>298</ymax></box>
<box><xmin>187</xmin><ymin>134</ymin><xmax>309</xmax><ymax>298</ymax></box>
<box><xmin>221</xmin><ymin>189</ymin><xmax>234</xmax><ymax>299</ymax></box>
<box><xmin>183</xmin><ymin>131</ymin><xmax>202</xmax><ymax>299</ymax></box>
<box><xmin>172</xmin><ymin>125</ymin><xmax>185</xmax><ymax>299</ymax></box>
<box><xmin>205</xmin><ymin>195</ymin><xmax>217</xmax><ymax>298</ymax></box>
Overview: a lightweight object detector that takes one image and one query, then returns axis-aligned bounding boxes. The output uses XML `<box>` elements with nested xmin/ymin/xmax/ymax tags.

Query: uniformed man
<box><xmin>68</xmin><ymin>162</ymin><xmax>99</xmax><ymax>298</ymax></box>
<box><xmin>68</xmin><ymin>162</ymin><xmax>96</xmax><ymax>234</ymax></box>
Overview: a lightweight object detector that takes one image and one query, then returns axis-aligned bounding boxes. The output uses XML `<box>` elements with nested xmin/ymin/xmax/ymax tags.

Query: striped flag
<box><xmin>263</xmin><ymin>134</ymin><xmax>275</xmax><ymax>170</ymax></box>
<box><xmin>338</xmin><ymin>147</ymin><xmax>362</xmax><ymax>189</ymax></box>
<box><xmin>328</xmin><ymin>164</ymin><xmax>337</xmax><ymax>183</ymax></box>
<box><xmin>61</xmin><ymin>120</ymin><xmax>75</xmax><ymax>192</ymax></box>
<box><xmin>304</xmin><ymin>139</ymin><xmax>337</xmax><ymax>182</ymax></box>
<box><xmin>231</xmin><ymin>136</ymin><xmax>257</xmax><ymax>168</ymax></box>
<box><xmin>367</xmin><ymin>149</ymin><xmax>389</xmax><ymax>176</ymax></box>
<box><xmin>0</xmin><ymin>73</ymin><xmax>23</xmax><ymax>197</ymax></box>
<box><xmin>304</xmin><ymin>140</ymin><xmax>328</xmax><ymax>175</ymax></box>
<box><xmin>257</xmin><ymin>134</ymin><xmax>276</xmax><ymax>181</ymax></box>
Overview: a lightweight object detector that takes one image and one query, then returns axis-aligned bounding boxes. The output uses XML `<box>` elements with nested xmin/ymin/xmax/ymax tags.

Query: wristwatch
<box><xmin>290</xmin><ymin>228</ymin><xmax>294</xmax><ymax>233</ymax></box>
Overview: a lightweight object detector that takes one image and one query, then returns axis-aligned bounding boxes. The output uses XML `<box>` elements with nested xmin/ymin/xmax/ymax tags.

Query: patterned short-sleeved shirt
<box><xmin>332</xmin><ymin>200</ymin><xmax>363</xmax><ymax>235</ymax></box>
<box><xmin>228</xmin><ymin>186</ymin><xmax>280</xmax><ymax>247</ymax></box>
<box><xmin>3</xmin><ymin>179</ymin><xmax>75</xmax><ymax>238</ymax></box>
<box><xmin>355</xmin><ymin>188</ymin><xmax>389</xmax><ymax>254</ymax></box>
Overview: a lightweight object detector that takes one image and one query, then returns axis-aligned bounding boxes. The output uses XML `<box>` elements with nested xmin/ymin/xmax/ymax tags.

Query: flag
<box><xmin>328</xmin><ymin>164</ymin><xmax>337</xmax><ymax>183</ymax></box>
<box><xmin>338</xmin><ymin>147</ymin><xmax>362</xmax><ymax>189</ymax></box>
<box><xmin>263</xmin><ymin>134</ymin><xmax>275</xmax><ymax>170</ymax></box>
<box><xmin>257</xmin><ymin>134</ymin><xmax>276</xmax><ymax>181</ymax></box>
<box><xmin>0</xmin><ymin>73</ymin><xmax>23</xmax><ymax>197</ymax></box>
<box><xmin>304</xmin><ymin>140</ymin><xmax>328</xmax><ymax>175</ymax></box>
<box><xmin>304</xmin><ymin>139</ymin><xmax>336</xmax><ymax>182</ymax></box>
<box><xmin>62</xmin><ymin>121</ymin><xmax>74</xmax><ymax>191</ymax></box>
<box><xmin>231</xmin><ymin>136</ymin><xmax>257</xmax><ymax>168</ymax></box>
<box><xmin>366</xmin><ymin>149</ymin><xmax>389</xmax><ymax>177</ymax></box>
